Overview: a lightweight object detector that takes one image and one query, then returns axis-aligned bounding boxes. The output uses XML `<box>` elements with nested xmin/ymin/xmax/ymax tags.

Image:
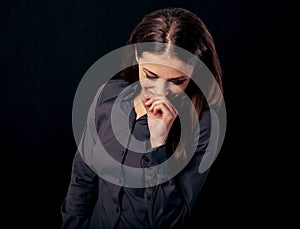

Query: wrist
<box><xmin>150</xmin><ymin>137</ymin><xmax>166</xmax><ymax>148</ymax></box>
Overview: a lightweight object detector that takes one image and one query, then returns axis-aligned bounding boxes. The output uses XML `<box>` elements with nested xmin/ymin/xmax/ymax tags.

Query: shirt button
<box><xmin>144</xmin><ymin>156</ymin><xmax>150</xmax><ymax>163</ymax></box>
<box><xmin>118</xmin><ymin>178</ymin><xmax>124</xmax><ymax>185</ymax></box>
<box><xmin>141</xmin><ymin>155</ymin><xmax>151</xmax><ymax>168</ymax></box>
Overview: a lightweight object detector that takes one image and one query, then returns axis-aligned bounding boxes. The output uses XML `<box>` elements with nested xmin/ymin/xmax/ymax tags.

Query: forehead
<box><xmin>139</xmin><ymin>52</ymin><xmax>194</xmax><ymax>77</ymax></box>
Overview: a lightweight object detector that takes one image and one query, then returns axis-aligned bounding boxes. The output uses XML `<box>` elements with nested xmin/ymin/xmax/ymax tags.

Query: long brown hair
<box><xmin>122</xmin><ymin>7</ymin><xmax>223</xmax><ymax>159</ymax></box>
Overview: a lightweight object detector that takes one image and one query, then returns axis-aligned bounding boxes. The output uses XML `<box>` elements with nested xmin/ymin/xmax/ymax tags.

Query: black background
<box><xmin>0</xmin><ymin>0</ymin><xmax>297</xmax><ymax>228</ymax></box>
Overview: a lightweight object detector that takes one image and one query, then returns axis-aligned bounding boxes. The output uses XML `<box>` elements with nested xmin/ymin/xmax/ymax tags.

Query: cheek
<box><xmin>139</xmin><ymin>78</ymin><xmax>154</xmax><ymax>89</ymax></box>
<box><xmin>168</xmin><ymin>80</ymin><xmax>190</xmax><ymax>95</ymax></box>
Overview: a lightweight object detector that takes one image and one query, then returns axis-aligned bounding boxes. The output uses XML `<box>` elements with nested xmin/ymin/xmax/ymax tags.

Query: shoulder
<box><xmin>96</xmin><ymin>79</ymin><xmax>131</xmax><ymax>107</ymax></box>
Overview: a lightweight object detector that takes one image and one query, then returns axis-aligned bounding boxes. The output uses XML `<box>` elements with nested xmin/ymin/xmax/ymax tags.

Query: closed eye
<box><xmin>145</xmin><ymin>74</ymin><xmax>158</xmax><ymax>80</ymax></box>
<box><xmin>169</xmin><ymin>79</ymin><xmax>187</xmax><ymax>85</ymax></box>
<box><xmin>143</xmin><ymin>68</ymin><xmax>187</xmax><ymax>84</ymax></box>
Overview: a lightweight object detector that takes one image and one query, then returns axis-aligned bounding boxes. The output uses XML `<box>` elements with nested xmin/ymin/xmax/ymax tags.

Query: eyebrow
<box><xmin>143</xmin><ymin>68</ymin><xmax>188</xmax><ymax>80</ymax></box>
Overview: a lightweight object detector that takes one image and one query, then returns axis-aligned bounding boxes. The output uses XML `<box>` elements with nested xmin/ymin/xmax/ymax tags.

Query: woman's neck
<box><xmin>133</xmin><ymin>90</ymin><xmax>147</xmax><ymax>120</ymax></box>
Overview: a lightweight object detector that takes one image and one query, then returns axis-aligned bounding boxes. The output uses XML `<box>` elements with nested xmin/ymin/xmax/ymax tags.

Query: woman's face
<box><xmin>137</xmin><ymin>52</ymin><xmax>194</xmax><ymax>99</ymax></box>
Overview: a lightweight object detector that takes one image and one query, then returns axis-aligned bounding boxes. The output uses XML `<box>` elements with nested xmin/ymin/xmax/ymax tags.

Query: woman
<box><xmin>61</xmin><ymin>7</ymin><xmax>224</xmax><ymax>229</ymax></box>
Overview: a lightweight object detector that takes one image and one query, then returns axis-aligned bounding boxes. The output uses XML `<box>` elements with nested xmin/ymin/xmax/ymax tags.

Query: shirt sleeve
<box><xmin>60</xmin><ymin>86</ymin><xmax>104</xmax><ymax>228</ymax></box>
<box><xmin>140</xmin><ymin>108</ymin><xmax>220</xmax><ymax>228</ymax></box>
<box><xmin>61</xmin><ymin>152</ymin><xmax>98</xmax><ymax>229</ymax></box>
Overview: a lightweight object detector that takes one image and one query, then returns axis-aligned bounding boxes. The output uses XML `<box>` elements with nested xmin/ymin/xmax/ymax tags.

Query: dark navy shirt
<box><xmin>61</xmin><ymin>79</ymin><xmax>218</xmax><ymax>229</ymax></box>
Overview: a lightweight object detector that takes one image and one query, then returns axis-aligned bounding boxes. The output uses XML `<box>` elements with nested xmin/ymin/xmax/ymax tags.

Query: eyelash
<box><xmin>145</xmin><ymin>74</ymin><xmax>186</xmax><ymax>85</ymax></box>
<box><xmin>145</xmin><ymin>74</ymin><xmax>158</xmax><ymax>80</ymax></box>
<box><xmin>172</xmin><ymin>80</ymin><xmax>186</xmax><ymax>85</ymax></box>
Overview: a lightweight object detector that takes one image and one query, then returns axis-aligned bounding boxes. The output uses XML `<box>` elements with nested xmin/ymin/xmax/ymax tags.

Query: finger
<box><xmin>142</xmin><ymin>97</ymin><xmax>161</xmax><ymax>112</ymax></box>
<box><xmin>143</xmin><ymin>95</ymin><xmax>165</xmax><ymax>106</ymax></box>
<box><xmin>143</xmin><ymin>93</ymin><xmax>170</xmax><ymax>103</ymax></box>
<box><xmin>142</xmin><ymin>96</ymin><xmax>155</xmax><ymax>110</ymax></box>
<box><xmin>152</xmin><ymin>103</ymin><xmax>167</xmax><ymax>116</ymax></box>
<box><xmin>143</xmin><ymin>95</ymin><xmax>178</xmax><ymax>117</ymax></box>
<box><xmin>148</xmin><ymin>99</ymin><xmax>177</xmax><ymax>116</ymax></box>
<box><xmin>151</xmin><ymin>102</ymin><xmax>177</xmax><ymax>118</ymax></box>
<box><xmin>143</xmin><ymin>97</ymin><xmax>155</xmax><ymax>106</ymax></box>
<box><xmin>150</xmin><ymin>100</ymin><xmax>177</xmax><ymax>117</ymax></box>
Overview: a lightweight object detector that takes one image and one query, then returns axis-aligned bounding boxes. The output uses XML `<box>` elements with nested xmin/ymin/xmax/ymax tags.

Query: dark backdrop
<box><xmin>0</xmin><ymin>0</ymin><xmax>297</xmax><ymax>228</ymax></box>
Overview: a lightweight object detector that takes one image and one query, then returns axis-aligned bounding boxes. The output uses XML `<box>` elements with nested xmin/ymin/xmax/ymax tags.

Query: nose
<box><xmin>154</xmin><ymin>81</ymin><xmax>170</xmax><ymax>96</ymax></box>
